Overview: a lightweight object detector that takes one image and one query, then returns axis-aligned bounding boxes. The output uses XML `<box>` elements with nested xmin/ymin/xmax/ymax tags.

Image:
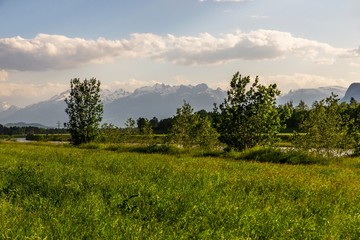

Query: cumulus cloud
<box><xmin>0</xmin><ymin>34</ymin><xmax>125</xmax><ymax>71</ymax></box>
<box><xmin>111</xmin><ymin>79</ymin><xmax>161</xmax><ymax>92</ymax></box>
<box><xmin>0</xmin><ymin>81</ymin><xmax>68</xmax><ymax>106</ymax></box>
<box><xmin>0</xmin><ymin>30</ymin><xmax>357</xmax><ymax>71</ymax></box>
<box><xmin>209</xmin><ymin>73</ymin><xmax>349</xmax><ymax>93</ymax></box>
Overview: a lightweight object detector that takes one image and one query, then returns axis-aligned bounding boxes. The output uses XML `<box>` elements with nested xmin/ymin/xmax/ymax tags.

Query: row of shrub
<box><xmin>76</xmin><ymin>142</ymin><xmax>332</xmax><ymax>166</ymax></box>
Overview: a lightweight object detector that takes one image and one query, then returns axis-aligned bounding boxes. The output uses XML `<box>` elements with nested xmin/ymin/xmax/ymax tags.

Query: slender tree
<box><xmin>65</xmin><ymin>78</ymin><xmax>103</xmax><ymax>145</ymax></box>
<box><xmin>293</xmin><ymin>93</ymin><xmax>354</xmax><ymax>156</ymax></box>
<box><xmin>214</xmin><ymin>72</ymin><xmax>283</xmax><ymax>151</ymax></box>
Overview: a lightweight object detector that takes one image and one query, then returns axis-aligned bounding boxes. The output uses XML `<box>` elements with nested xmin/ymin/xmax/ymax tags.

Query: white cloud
<box><xmin>262</xmin><ymin>74</ymin><xmax>349</xmax><ymax>94</ymax></box>
<box><xmin>0</xmin><ymin>69</ymin><xmax>8</xmax><ymax>81</ymax></box>
<box><xmin>350</xmin><ymin>62</ymin><xmax>360</xmax><ymax>67</ymax></box>
<box><xmin>251</xmin><ymin>15</ymin><xmax>270</xmax><ymax>19</ymax></box>
<box><xmin>0</xmin><ymin>34</ymin><xmax>124</xmax><ymax>71</ymax></box>
<box><xmin>0</xmin><ymin>81</ymin><xmax>68</xmax><ymax>106</ymax></box>
<box><xmin>111</xmin><ymin>79</ymin><xmax>160</xmax><ymax>92</ymax></box>
<box><xmin>0</xmin><ymin>30</ymin><xmax>357</xmax><ymax>72</ymax></box>
<box><xmin>173</xmin><ymin>75</ymin><xmax>190</xmax><ymax>85</ymax></box>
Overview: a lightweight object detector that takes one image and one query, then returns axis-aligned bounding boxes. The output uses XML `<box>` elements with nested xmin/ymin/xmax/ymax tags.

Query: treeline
<box><xmin>60</xmin><ymin>73</ymin><xmax>360</xmax><ymax>157</ymax></box>
<box><xmin>99</xmin><ymin>77</ymin><xmax>360</xmax><ymax>157</ymax></box>
<box><xmin>0</xmin><ymin>125</ymin><xmax>68</xmax><ymax>136</ymax></box>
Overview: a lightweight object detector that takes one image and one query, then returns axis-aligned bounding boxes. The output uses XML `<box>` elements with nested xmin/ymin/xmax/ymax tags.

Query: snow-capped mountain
<box><xmin>48</xmin><ymin>88</ymin><xmax>130</xmax><ymax>104</ymax></box>
<box><xmin>1</xmin><ymin>83</ymin><xmax>356</xmax><ymax>128</ymax></box>
<box><xmin>101</xmin><ymin>89</ymin><xmax>130</xmax><ymax>104</ymax></box>
<box><xmin>131</xmin><ymin>83</ymin><xmax>180</xmax><ymax>97</ymax></box>
<box><xmin>104</xmin><ymin>83</ymin><xmax>226</xmax><ymax>125</ymax></box>
<box><xmin>0</xmin><ymin>83</ymin><xmax>227</xmax><ymax>127</ymax></box>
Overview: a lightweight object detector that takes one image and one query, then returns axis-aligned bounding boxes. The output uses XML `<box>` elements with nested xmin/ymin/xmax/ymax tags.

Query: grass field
<box><xmin>1</xmin><ymin>142</ymin><xmax>360</xmax><ymax>239</ymax></box>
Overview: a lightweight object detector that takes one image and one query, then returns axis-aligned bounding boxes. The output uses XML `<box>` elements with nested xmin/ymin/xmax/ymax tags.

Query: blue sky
<box><xmin>0</xmin><ymin>0</ymin><xmax>360</xmax><ymax>106</ymax></box>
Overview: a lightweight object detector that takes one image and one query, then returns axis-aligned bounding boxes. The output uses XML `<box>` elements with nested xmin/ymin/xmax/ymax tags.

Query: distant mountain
<box><xmin>0</xmin><ymin>104</ymin><xmax>20</xmax><ymax>119</ymax></box>
<box><xmin>104</xmin><ymin>83</ymin><xmax>226</xmax><ymax>125</ymax></box>
<box><xmin>341</xmin><ymin>83</ymin><xmax>360</xmax><ymax>103</ymax></box>
<box><xmin>4</xmin><ymin>122</ymin><xmax>49</xmax><ymax>128</ymax></box>
<box><xmin>0</xmin><ymin>83</ymin><xmax>226</xmax><ymax>127</ymax></box>
<box><xmin>277</xmin><ymin>86</ymin><xmax>347</xmax><ymax>106</ymax></box>
<box><xmin>0</xmin><ymin>101</ymin><xmax>19</xmax><ymax>112</ymax></box>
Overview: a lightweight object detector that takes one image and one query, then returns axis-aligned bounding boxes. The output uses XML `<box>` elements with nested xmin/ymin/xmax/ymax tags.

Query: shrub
<box><xmin>240</xmin><ymin>147</ymin><xmax>330</xmax><ymax>165</ymax></box>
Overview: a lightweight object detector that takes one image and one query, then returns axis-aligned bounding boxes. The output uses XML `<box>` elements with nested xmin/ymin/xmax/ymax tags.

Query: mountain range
<box><xmin>277</xmin><ymin>86</ymin><xmax>348</xmax><ymax>106</ymax></box>
<box><xmin>0</xmin><ymin>83</ymin><xmax>226</xmax><ymax>127</ymax></box>
<box><xmin>0</xmin><ymin>83</ymin><xmax>358</xmax><ymax>128</ymax></box>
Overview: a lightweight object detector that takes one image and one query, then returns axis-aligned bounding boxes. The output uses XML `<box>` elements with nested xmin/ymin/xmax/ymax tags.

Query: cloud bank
<box><xmin>0</xmin><ymin>30</ymin><xmax>357</xmax><ymax>71</ymax></box>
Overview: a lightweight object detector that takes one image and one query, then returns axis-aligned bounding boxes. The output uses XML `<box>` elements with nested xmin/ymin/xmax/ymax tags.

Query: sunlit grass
<box><xmin>1</xmin><ymin>142</ymin><xmax>360</xmax><ymax>238</ymax></box>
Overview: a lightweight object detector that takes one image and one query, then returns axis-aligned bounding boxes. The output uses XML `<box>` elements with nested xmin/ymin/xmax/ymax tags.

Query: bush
<box><xmin>130</xmin><ymin>144</ymin><xmax>181</xmax><ymax>155</ymax></box>
<box><xmin>240</xmin><ymin>147</ymin><xmax>330</xmax><ymax>165</ymax></box>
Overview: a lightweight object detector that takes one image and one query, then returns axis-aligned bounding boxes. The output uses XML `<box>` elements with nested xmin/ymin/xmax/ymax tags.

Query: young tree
<box><xmin>169</xmin><ymin>101</ymin><xmax>195</xmax><ymax>147</ymax></box>
<box><xmin>137</xmin><ymin>117</ymin><xmax>151</xmax><ymax>134</ymax></box>
<box><xmin>293</xmin><ymin>94</ymin><xmax>354</xmax><ymax>156</ymax></box>
<box><xmin>170</xmin><ymin>101</ymin><xmax>219</xmax><ymax>149</ymax></box>
<box><xmin>123</xmin><ymin>117</ymin><xmax>137</xmax><ymax>142</ymax></box>
<box><xmin>99</xmin><ymin>123</ymin><xmax>122</xmax><ymax>143</ymax></box>
<box><xmin>65</xmin><ymin>78</ymin><xmax>103</xmax><ymax>145</ymax></box>
<box><xmin>214</xmin><ymin>72</ymin><xmax>283</xmax><ymax>151</ymax></box>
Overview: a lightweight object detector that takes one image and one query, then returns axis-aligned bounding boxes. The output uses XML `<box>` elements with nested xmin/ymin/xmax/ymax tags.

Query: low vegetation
<box><xmin>2</xmin><ymin>73</ymin><xmax>360</xmax><ymax>238</ymax></box>
<box><xmin>1</xmin><ymin>142</ymin><xmax>360</xmax><ymax>238</ymax></box>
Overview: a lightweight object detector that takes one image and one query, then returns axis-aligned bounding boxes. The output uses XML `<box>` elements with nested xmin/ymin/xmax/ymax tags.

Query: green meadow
<box><xmin>1</xmin><ymin>142</ymin><xmax>360</xmax><ymax>239</ymax></box>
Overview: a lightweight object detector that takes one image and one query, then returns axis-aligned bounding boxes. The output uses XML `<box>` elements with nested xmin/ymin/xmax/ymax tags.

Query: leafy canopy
<box><xmin>169</xmin><ymin>101</ymin><xmax>219</xmax><ymax>149</ymax></box>
<box><xmin>215</xmin><ymin>72</ymin><xmax>283</xmax><ymax>151</ymax></box>
<box><xmin>65</xmin><ymin>78</ymin><xmax>103</xmax><ymax>145</ymax></box>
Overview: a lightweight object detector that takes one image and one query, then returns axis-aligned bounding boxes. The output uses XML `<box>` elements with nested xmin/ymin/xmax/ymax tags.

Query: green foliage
<box><xmin>293</xmin><ymin>94</ymin><xmax>354</xmax><ymax>156</ymax></box>
<box><xmin>136</xmin><ymin>118</ymin><xmax>154</xmax><ymax>145</ymax></box>
<box><xmin>25</xmin><ymin>134</ymin><xmax>70</xmax><ymax>142</ymax></box>
<box><xmin>2</xmin><ymin>143</ymin><xmax>360</xmax><ymax>238</ymax></box>
<box><xmin>169</xmin><ymin>101</ymin><xmax>220</xmax><ymax>149</ymax></box>
<box><xmin>215</xmin><ymin>72</ymin><xmax>283</xmax><ymax>151</ymax></box>
<box><xmin>98</xmin><ymin>123</ymin><xmax>123</xmax><ymax>143</ymax></box>
<box><xmin>65</xmin><ymin>78</ymin><xmax>103</xmax><ymax>145</ymax></box>
<box><xmin>240</xmin><ymin>147</ymin><xmax>330</xmax><ymax>165</ymax></box>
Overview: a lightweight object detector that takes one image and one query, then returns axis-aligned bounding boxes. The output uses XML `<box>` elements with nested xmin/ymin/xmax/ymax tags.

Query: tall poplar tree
<box><xmin>65</xmin><ymin>78</ymin><xmax>103</xmax><ymax>145</ymax></box>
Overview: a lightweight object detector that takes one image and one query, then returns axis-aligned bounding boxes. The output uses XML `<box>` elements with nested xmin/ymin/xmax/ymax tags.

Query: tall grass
<box><xmin>1</xmin><ymin>142</ymin><xmax>360</xmax><ymax>238</ymax></box>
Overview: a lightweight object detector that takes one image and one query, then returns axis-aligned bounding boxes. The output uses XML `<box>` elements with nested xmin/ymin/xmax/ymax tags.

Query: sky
<box><xmin>0</xmin><ymin>0</ymin><xmax>360</xmax><ymax>107</ymax></box>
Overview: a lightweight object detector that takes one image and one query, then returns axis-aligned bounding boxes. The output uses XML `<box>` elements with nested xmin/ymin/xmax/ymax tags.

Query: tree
<box><xmin>293</xmin><ymin>93</ymin><xmax>354</xmax><ymax>156</ymax></box>
<box><xmin>214</xmin><ymin>72</ymin><xmax>283</xmax><ymax>151</ymax></box>
<box><xmin>65</xmin><ymin>78</ymin><xmax>103</xmax><ymax>145</ymax></box>
<box><xmin>137</xmin><ymin>117</ymin><xmax>151</xmax><ymax>134</ymax></box>
<box><xmin>169</xmin><ymin>101</ymin><xmax>194</xmax><ymax>147</ymax></box>
<box><xmin>99</xmin><ymin>123</ymin><xmax>122</xmax><ymax>143</ymax></box>
<box><xmin>125</xmin><ymin>118</ymin><xmax>136</xmax><ymax>133</ymax></box>
<box><xmin>170</xmin><ymin>101</ymin><xmax>219</xmax><ymax>149</ymax></box>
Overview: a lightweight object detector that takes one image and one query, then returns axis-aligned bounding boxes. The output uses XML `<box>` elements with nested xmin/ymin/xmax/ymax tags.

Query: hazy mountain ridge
<box><xmin>277</xmin><ymin>86</ymin><xmax>348</xmax><ymax>106</ymax></box>
<box><xmin>1</xmin><ymin>83</ymin><xmax>358</xmax><ymax>128</ymax></box>
<box><xmin>0</xmin><ymin>83</ymin><xmax>227</xmax><ymax>127</ymax></box>
<box><xmin>341</xmin><ymin>83</ymin><xmax>360</xmax><ymax>103</ymax></box>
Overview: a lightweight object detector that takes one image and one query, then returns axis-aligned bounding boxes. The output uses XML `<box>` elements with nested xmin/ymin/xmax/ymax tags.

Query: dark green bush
<box><xmin>240</xmin><ymin>147</ymin><xmax>330</xmax><ymax>165</ymax></box>
<box><xmin>130</xmin><ymin>144</ymin><xmax>181</xmax><ymax>155</ymax></box>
